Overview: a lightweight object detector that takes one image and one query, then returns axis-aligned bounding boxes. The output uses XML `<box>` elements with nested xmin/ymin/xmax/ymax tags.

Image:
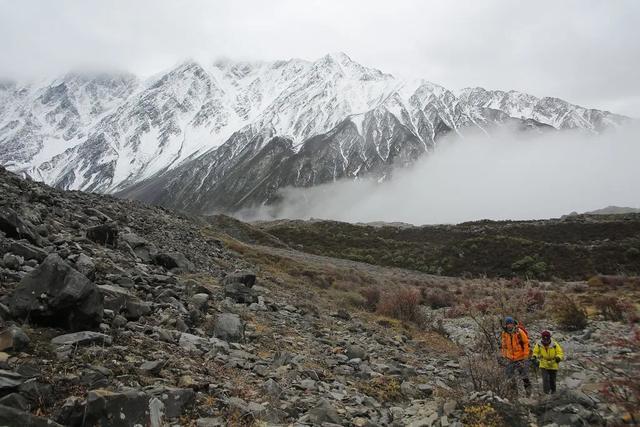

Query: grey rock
<box><xmin>98</xmin><ymin>284</ymin><xmax>132</xmax><ymax>312</ymax></box>
<box><xmin>147</xmin><ymin>386</ymin><xmax>195</xmax><ymax>418</ymax></box>
<box><xmin>124</xmin><ymin>299</ymin><xmax>152</xmax><ymax>320</ymax></box>
<box><xmin>213</xmin><ymin>313</ymin><xmax>245</xmax><ymax>343</ymax></box>
<box><xmin>121</xmin><ymin>232</ymin><xmax>157</xmax><ymax>263</ymax></box>
<box><xmin>0</xmin><ymin>370</ymin><xmax>24</xmax><ymax>391</ymax></box>
<box><xmin>112</xmin><ymin>314</ymin><xmax>128</xmax><ymax>329</ymax></box>
<box><xmin>0</xmin><ymin>207</ymin><xmax>40</xmax><ymax>245</ymax></box>
<box><xmin>139</xmin><ymin>360</ymin><xmax>165</xmax><ymax>375</ymax></box>
<box><xmin>154</xmin><ymin>252</ymin><xmax>194</xmax><ymax>272</ymax></box>
<box><xmin>0</xmin><ymin>326</ymin><xmax>30</xmax><ymax>352</ymax></box>
<box><xmin>0</xmin><ymin>404</ymin><xmax>63</xmax><ymax>427</ymax></box>
<box><xmin>74</xmin><ymin>253</ymin><xmax>96</xmax><ymax>279</ymax></box>
<box><xmin>190</xmin><ymin>293</ymin><xmax>209</xmax><ymax>312</ymax></box>
<box><xmin>0</xmin><ymin>392</ymin><xmax>29</xmax><ymax>411</ymax></box>
<box><xmin>179</xmin><ymin>332</ymin><xmax>209</xmax><ymax>354</ymax></box>
<box><xmin>2</xmin><ymin>253</ymin><xmax>23</xmax><ymax>270</ymax></box>
<box><xmin>442</xmin><ymin>400</ymin><xmax>457</xmax><ymax>416</ymax></box>
<box><xmin>17</xmin><ymin>379</ymin><xmax>53</xmax><ymax>404</ymax></box>
<box><xmin>149</xmin><ymin>397</ymin><xmax>164</xmax><ymax>427</ymax></box>
<box><xmin>400</xmin><ymin>380</ymin><xmax>417</xmax><ymax>398</ymax></box>
<box><xmin>80</xmin><ymin>366</ymin><xmax>111</xmax><ymax>389</ymax></box>
<box><xmin>223</xmin><ymin>270</ymin><xmax>256</xmax><ymax>287</ymax></box>
<box><xmin>346</xmin><ymin>344</ymin><xmax>367</xmax><ymax>361</ymax></box>
<box><xmin>262</xmin><ymin>378</ymin><xmax>283</xmax><ymax>399</ymax></box>
<box><xmin>307</xmin><ymin>399</ymin><xmax>343</xmax><ymax>424</ymax></box>
<box><xmin>9</xmin><ymin>241</ymin><xmax>47</xmax><ymax>262</ymax></box>
<box><xmin>86</xmin><ymin>222</ymin><xmax>118</xmax><ymax>246</ymax></box>
<box><xmin>224</xmin><ymin>282</ymin><xmax>258</xmax><ymax>304</ymax></box>
<box><xmin>51</xmin><ymin>331</ymin><xmax>112</xmax><ymax>347</ymax></box>
<box><xmin>9</xmin><ymin>254</ymin><xmax>103</xmax><ymax>330</ymax></box>
<box><xmin>333</xmin><ymin>308</ymin><xmax>351</xmax><ymax>320</ymax></box>
<box><xmin>83</xmin><ymin>388</ymin><xmax>149</xmax><ymax>427</ymax></box>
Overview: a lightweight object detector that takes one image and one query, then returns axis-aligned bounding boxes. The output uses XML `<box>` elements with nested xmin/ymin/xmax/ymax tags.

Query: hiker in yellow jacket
<box><xmin>532</xmin><ymin>330</ymin><xmax>564</xmax><ymax>394</ymax></box>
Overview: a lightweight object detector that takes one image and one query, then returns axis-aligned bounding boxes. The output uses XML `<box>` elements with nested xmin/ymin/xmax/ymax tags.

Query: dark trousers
<box><xmin>541</xmin><ymin>368</ymin><xmax>557</xmax><ymax>394</ymax></box>
<box><xmin>506</xmin><ymin>360</ymin><xmax>531</xmax><ymax>394</ymax></box>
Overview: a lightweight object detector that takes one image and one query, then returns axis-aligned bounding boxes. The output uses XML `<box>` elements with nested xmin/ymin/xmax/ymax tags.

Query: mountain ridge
<box><xmin>0</xmin><ymin>53</ymin><xmax>631</xmax><ymax>213</ymax></box>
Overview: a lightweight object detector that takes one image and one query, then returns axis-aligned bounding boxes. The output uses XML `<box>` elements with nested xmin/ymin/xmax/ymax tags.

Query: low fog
<box><xmin>243</xmin><ymin>125</ymin><xmax>640</xmax><ymax>225</ymax></box>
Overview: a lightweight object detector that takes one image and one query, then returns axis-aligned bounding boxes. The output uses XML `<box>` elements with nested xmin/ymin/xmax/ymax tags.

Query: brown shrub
<box><xmin>524</xmin><ymin>288</ymin><xmax>546</xmax><ymax>312</ymax></box>
<box><xmin>595</xmin><ymin>296</ymin><xmax>639</xmax><ymax>323</ymax></box>
<box><xmin>341</xmin><ymin>291</ymin><xmax>367</xmax><ymax>309</ymax></box>
<box><xmin>359</xmin><ymin>287</ymin><xmax>381</xmax><ymax>311</ymax></box>
<box><xmin>549</xmin><ymin>293</ymin><xmax>588</xmax><ymax>331</ymax></box>
<box><xmin>595</xmin><ymin>296</ymin><xmax>625</xmax><ymax>321</ymax></box>
<box><xmin>600</xmin><ymin>275</ymin><xmax>626</xmax><ymax>287</ymax></box>
<box><xmin>376</xmin><ymin>287</ymin><xmax>423</xmax><ymax>323</ymax></box>
<box><xmin>421</xmin><ymin>287</ymin><xmax>457</xmax><ymax>309</ymax></box>
<box><xmin>587</xmin><ymin>275</ymin><xmax>605</xmax><ymax>287</ymax></box>
<box><xmin>464</xmin><ymin>353</ymin><xmax>514</xmax><ymax>398</ymax></box>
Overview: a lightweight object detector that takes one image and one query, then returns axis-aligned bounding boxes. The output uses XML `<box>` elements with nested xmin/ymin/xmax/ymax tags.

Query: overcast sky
<box><xmin>1</xmin><ymin>0</ymin><xmax>639</xmax><ymax>116</ymax></box>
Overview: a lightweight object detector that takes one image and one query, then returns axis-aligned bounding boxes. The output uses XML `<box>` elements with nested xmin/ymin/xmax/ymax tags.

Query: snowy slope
<box><xmin>0</xmin><ymin>53</ymin><xmax>630</xmax><ymax>201</ymax></box>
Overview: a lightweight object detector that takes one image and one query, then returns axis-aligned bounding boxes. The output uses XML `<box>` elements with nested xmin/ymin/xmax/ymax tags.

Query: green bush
<box><xmin>511</xmin><ymin>255</ymin><xmax>547</xmax><ymax>279</ymax></box>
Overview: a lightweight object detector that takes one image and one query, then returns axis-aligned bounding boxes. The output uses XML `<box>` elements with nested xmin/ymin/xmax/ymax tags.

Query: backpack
<box><xmin>514</xmin><ymin>320</ymin><xmax>529</xmax><ymax>348</ymax></box>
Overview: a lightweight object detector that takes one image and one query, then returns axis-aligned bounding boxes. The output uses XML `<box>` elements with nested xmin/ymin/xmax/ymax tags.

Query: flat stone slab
<box><xmin>51</xmin><ymin>331</ymin><xmax>113</xmax><ymax>347</ymax></box>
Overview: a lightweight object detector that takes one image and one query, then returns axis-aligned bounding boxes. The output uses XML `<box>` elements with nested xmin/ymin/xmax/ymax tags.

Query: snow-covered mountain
<box><xmin>0</xmin><ymin>52</ymin><xmax>630</xmax><ymax>213</ymax></box>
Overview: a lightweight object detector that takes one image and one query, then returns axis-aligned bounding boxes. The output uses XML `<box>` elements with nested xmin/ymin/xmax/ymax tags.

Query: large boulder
<box><xmin>83</xmin><ymin>388</ymin><xmax>150</xmax><ymax>427</ymax></box>
<box><xmin>224</xmin><ymin>282</ymin><xmax>258</xmax><ymax>305</ymax></box>
<box><xmin>86</xmin><ymin>222</ymin><xmax>118</xmax><ymax>247</ymax></box>
<box><xmin>8</xmin><ymin>254</ymin><xmax>103</xmax><ymax>330</ymax></box>
<box><xmin>120</xmin><ymin>233</ymin><xmax>157</xmax><ymax>263</ymax></box>
<box><xmin>0</xmin><ymin>404</ymin><xmax>63</xmax><ymax>427</ymax></box>
<box><xmin>8</xmin><ymin>241</ymin><xmax>47</xmax><ymax>262</ymax></box>
<box><xmin>0</xmin><ymin>207</ymin><xmax>40</xmax><ymax>245</ymax></box>
<box><xmin>74</xmin><ymin>253</ymin><xmax>96</xmax><ymax>279</ymax></box>
<box><xmin>213</xmin><ymin>313</ymin><xmax>245</xmax><ymax>343</ymax></box>
<box><xmin>154</xmin><ymin>252</ymin><xmax>195</xmax><ymax>272</ymax></box>
<box><xmin>146</xmin><ymin>386</ymin><xmax>195</xmax><ymax>418</ymax></box>
<box><xmin>222</xmin><ymin>270</ymin><xmax>256</xmax><ymax>288</ymax></box>
<box><xmin>0</xmin><ymin>326</ymin><xmax>30</xmax><ymax>352</ymax></box>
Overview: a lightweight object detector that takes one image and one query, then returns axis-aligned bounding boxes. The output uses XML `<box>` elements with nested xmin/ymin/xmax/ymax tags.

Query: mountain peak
<box><xmin>324</xmin><ymin>51</ymin><xmax>353</xmax><ymax>63</ymax></box>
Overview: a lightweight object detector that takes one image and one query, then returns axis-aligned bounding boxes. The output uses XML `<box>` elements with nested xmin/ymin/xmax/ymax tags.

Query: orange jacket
<box><xmin>500</xmin><ymin>328</ymin><xmax>530</xmax><ymax>361</ymax></box>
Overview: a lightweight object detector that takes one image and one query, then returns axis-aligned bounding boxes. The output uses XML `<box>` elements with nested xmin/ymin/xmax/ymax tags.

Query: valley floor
<box><xmin>0</xmin><ymin>166</ymin><xmax>638</xmax><ymax>426</ymax></box>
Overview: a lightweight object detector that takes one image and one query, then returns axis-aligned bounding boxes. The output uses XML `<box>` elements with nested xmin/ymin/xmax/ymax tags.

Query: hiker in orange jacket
<box><xmin>500</xmin><ymin>316</ymin><xmax>531</xmax><ymax>396</ymax></box>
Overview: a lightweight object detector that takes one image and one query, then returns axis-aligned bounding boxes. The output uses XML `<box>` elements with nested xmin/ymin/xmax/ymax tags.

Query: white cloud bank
<box><xmin>244</xmin><ymin>125</ymin><xmax>640</xmax><ymax>225</ymax></box>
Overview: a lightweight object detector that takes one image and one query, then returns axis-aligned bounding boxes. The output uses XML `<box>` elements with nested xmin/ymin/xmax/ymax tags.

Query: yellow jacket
<box><xmin>532</xmin><ymin>340</ymin><xmax>564</xmax><ymax>370</ymax></box>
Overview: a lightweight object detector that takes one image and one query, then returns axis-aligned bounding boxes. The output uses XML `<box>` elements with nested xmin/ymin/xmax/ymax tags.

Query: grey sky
<box><xmin>1</xmin><ymin>0</ymin><xmax>639</xmax><ymax>116</ymax></box>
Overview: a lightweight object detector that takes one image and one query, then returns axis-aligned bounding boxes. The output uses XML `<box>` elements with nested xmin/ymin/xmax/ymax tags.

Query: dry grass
<box><xmin>356</xmin><ymin>376</ymin><xmax>403</xmax><ymax>402</ymax></box>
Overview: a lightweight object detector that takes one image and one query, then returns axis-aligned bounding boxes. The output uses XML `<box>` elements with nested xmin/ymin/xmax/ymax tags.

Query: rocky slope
<box><xmin>1</xmin><ymin>54</ymin><xmax>630</xmax><ymax>214</ymax></box>
<box><xmin>0</xmin><ymin>167</ymin><xmax>637</xmax><ymax>426</ymax></box>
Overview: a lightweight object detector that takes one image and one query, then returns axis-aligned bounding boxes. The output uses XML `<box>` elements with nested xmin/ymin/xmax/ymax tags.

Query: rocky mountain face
<box><xmin>1</xmin><ymin>167</ymin><xmax>638</xmax><ymax>425</ymax></box>
<box><xmin>0</xmin><ymin>53</ymin><xmax>630</xmax><ymax>214</ymax></box>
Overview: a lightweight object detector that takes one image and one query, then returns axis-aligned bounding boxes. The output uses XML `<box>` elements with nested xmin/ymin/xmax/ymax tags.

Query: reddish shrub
<box><xmin>421</xmin><ymin>287</ymin><xmax>456</xmax><ymax>309</ymax></box>
<box><xmin>597</xmin><ymin>328</ymin><xmax>640</xmax><ymax>424</ymax></box>
<box><xmin>600</xmin><ymin>275</ymin><xmax>626</xmax><ymax>287</ymax></box>
<box><xmin>359</xmin><ymin>287</ymin><xmax>381</xmax><ymax>312</ymax></box>
<box><xmin>595</xmin><ymin>296</ymin><xmax>639</xmax><ymax>323</ymax></box>
<box><xmin>377</xmin><ymin>287</ymin><xmax>423</xmax><ymax>323</ymax></box>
